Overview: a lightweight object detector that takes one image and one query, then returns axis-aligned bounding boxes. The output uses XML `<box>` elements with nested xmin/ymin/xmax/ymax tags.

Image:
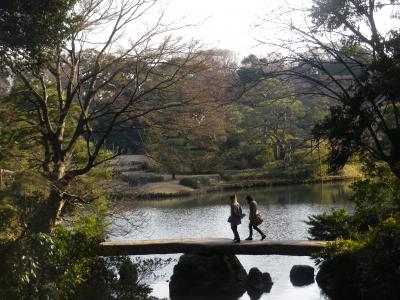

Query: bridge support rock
<box><xmin>169</xmin><ymin>254</ymin><xmax>247</xmax><ymax>300</ymax></box>
<box><xmin>290</xmin><ymin>265</ymin><xmax>315</xmax><ymax>286</ymax></box>
<box><xmin>246</xmin><ymin>267</ymin><xmax>273</xmax><ymax>299</ymax></box>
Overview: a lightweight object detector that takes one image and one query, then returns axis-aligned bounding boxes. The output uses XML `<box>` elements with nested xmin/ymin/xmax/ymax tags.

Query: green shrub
<box><xmin>198</xmin><ymin>177</ymin><xmax>211</xmax><ymax>185</ymax></box>
<box><xmin>179</xmin><ymin>177</ymin><xmax>212</xmax><ymax>189</ymax></box>
<box><xmin>314</xmin><ymin>238</ymin><xmax>365</xmax><ymax>300</ymax></box>
<box><xmin>179</xmin><ymin>178</ymin><xmax>200</xmax><ymax>189</ymax></box>
<box><xmin>0</xmin><ymin>202</ymin><xmax>164</xmax><ymax>300</ymax></box>
<box><xmin>125</xmin><ymin>174</ymin><xmax>164</xmax><ymax>186</ymax></box>
<box><xmin>350</xmin><ymin>178</ymin><xmax>400</xmax><ymax>230</ymax></box>
<box><xmin>0</xmin><ymin>232</ymin><xmax>165</xmax><ymax>300</ymax></box>
<box><xmin>305</xmin><ymin>209</ymin><xmax>354</xmax><ymax>241</ymax></box>
<box><xmin>309</xmin><ymin>168</ymin><xmax>400</xmax><ymax>300</ymax></box>
<box><xmin>315</xmin><ymin>218</ymin><xmax>400</xmax><ymax>300</ymax></box>
<box><xmin>221</xmin><ymin>149</ymin><xmax>248</xmax><ymax>170</ymax></box>
<box><xmin>220</xmin><ymin>144</ymin><xmax>273</xmax><ymax>170</ymax></box>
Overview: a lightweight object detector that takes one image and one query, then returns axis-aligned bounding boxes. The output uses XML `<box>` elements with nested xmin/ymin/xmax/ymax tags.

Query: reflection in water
<box><xmin>247</xmin><ymin>288</ymin><xmax>269</xmax><ymax>300</ymax></box>
<box><xmin>171</xmin><ymin>295</ymin><xmax>243</xmax><ymax>300</ymax></box>
<box><xmin>120</xmin><ymin>182</ymin><xmax>352</xmax><ymax>209</ymax></box>
<box><xmin>110</xmin><ymin>183</ymin><xmax>353</xmax><ymax>300</ymax></box>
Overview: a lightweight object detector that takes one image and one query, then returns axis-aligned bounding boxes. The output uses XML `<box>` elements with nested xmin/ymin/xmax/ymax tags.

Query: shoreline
<box><xmin>112</xmin><ymin>175</ymin><xmax>358</xmax><ymax>200</ymax></box>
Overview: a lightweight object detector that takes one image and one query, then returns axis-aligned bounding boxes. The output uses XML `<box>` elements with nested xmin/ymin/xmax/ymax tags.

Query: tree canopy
<box><xmin>0</xmin><ymin>0</ymin><xmax>203</xmax><ymax>233</ymax></box>
<box><xmin>0</xmin><ymin>0</ymin><xmax>79</xmax><ymax>67</ymax></box>
<box><xmin>256</xmin><ymin>0</ymin><xmax>400</xmax><ymax>178</ymax></box>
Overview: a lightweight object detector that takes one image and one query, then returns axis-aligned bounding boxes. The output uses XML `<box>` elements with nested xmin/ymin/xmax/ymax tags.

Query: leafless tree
<box><xmin>2</xmin><ymin>0</ymin><xmax>208</xmax><ymax>233</ymax></box>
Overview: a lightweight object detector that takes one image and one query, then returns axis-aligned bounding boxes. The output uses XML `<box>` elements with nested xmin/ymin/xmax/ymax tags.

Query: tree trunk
<box><xmin>273</xmin><ymin>144</ymin><xmax>279</xmax><ymax>160</ymax></box>
<box><xmin>29</xmin><ymin>189</ymin><xmax>66</xmax><ymax>233</ymax></box>
<box><xmin>278</xmin><ymin>144</ymin><xmax>286</xmax><ymax>160</ymax></box>
<box><xmin>389</xmin><ymin>129</ymin><xmax>400</xmax><ymax>180</ymax></box>
<box><xmin>29</xmin><ymin>163</ymin><xmax>68</xmax><ymax>233</ymax></box>
<box><xmin>318</xmin><ymin>142</ymin><xmax>322</xmax><ymax>178</ymax></box>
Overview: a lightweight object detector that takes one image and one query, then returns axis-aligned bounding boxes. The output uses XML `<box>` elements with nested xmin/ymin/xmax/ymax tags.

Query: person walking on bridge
<box><xmin>245</xmin><ymin>195</ymin><xmax>266</xmax><ymax>241</ymax></box>
<box><xmin>228</xmin><ymin>194</ymin><xmax>244</xmax><ymax>243</ymax></box>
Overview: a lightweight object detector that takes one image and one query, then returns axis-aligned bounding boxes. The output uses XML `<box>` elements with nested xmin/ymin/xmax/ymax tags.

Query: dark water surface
<box><xmin>111</xmin><ymin>182</ymin><xmax>353</xmax><ymax>300</ymax></box>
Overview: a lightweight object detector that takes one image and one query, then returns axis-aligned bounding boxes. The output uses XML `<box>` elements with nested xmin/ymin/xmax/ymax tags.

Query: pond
<box><xmin>110</xmin><ymin>182</ymin><xmax>353</xmax><ymax>300</ymax></box>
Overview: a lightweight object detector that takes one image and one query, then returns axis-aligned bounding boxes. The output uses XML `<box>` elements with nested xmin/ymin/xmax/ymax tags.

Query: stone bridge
<box><xmin>98</xmin><ymin>238</ymin><xmax>327</xmax><ymax>256</ymax></box>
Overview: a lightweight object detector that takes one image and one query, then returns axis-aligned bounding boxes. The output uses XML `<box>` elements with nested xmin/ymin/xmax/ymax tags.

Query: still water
<box><xmin>111</xmin><ymin>182</ymin><xmax>353</xmax><ymax>300</ymax></box>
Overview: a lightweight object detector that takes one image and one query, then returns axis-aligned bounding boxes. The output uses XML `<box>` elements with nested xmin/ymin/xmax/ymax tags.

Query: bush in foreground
<box><xmin>308</xmin><ymin>169</ymin><xmax>400</xmax><ymax>300</ymax></box>
<box><xmin>315</xmin><ymin>218</ymin><xmax>400</xmax><ymax>300</ymax></box>
<box><xmin>0</xmin><ymin>205</ymin><xmax>164</xmax><ymax>300</ymax></box>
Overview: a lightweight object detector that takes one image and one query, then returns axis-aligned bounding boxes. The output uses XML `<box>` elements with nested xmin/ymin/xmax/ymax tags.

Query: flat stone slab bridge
<box><xmin>98</xmin><ymin>238</ymin><xmax>327</xmax><ymax>256</ymax></box>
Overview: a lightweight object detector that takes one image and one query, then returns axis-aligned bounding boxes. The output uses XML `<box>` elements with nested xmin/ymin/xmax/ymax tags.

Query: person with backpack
<box><xmin>228</xmin><ymin>194</ymin><xmax>245</xmax><ymax>243</ymax></box>
<box><xmin>245</xmin><ymin>195</ymin><xmax>266</xmax><ymax>240</ymax></box>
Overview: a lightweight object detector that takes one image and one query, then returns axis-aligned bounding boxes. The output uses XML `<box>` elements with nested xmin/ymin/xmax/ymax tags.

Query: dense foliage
<box><xmin>315</xmin><ymin>218</ymin><xmax>400</xmax><ymax>300</ymax></box>
<box><xmin>0</xmin><ymin>203</ymin><xmax>164</xmax><ymax>300</ymax></box>
<box><xmin>307</xmin><ymin>0</ymin><xmax>400</xmax><ymax>178</ymax></box>
<box><xmin>1</xmin><ymin>0</ymin><xmax>399</xmax><ymax>299</ymax></box>
<box><xmin>290</xmin><ymin>2</ymin><xmax>400</xmax><ymax>298</ymax></box>
<box><xmin>306</xmin><ymin>208</ymin><xmax>353</xmax><ymax>241</ymax></box>
<box><xmin>0</xmin><ymin>0</ymin><xmax>79</xmax><ymax>66</ymax></box>
<box><xmin>0</xmin><ymin>2</ymin><xmax>178</xmax><ymax>297</ymax></box>
<box><xmin>307</xmin><ymin>163</ymin><xmax>400</xmax><ymax>299</ymax></box>
<box><xmin>0</xmin><ymin>0</ymin><xmax>207</xmax><ymax>233</ymax></box>
<box><xmin>144</xmin><ymin>59</ymin><xmax>332</xmax><ymax>177</ymax></box>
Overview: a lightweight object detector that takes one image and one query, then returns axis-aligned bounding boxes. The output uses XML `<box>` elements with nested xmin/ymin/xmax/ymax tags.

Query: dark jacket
<box><xmin>249</xmin><ymin>200</ymin><xmax>258</xmax><ymax>223</ymax></box>
<box><xmin>229</xmin><ymin>204</ymin><xmax>243</xmax><ymax>226</ymax></box>
<box><xmin>249</xmin><ymin>200</ymin><xmax>260</xmax><ymax>224</ymax></box>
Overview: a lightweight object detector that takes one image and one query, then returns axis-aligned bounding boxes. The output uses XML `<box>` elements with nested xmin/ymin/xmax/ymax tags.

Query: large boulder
<box><xmin>290</xmin><ymin>265</ymin><xmax>315</xmax><ymax>286</ymax></box>
<box><xmin>246</xmin><ymin>267</ymin><xmax>273</xmax><ymax>291</ymax></box>
<box><xmin>246</xmin><ymin>267</ymin><xmax>273</xmax><ymax>300</ymax></box>
<box><xmin>169</xmin><ymin>254</ymin><xmax>247</xmax><ymax>300</ymax></box>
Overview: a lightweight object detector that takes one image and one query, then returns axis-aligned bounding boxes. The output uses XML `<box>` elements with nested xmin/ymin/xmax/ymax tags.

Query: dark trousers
<box><xmin>248</xmin><ymin>223</ymin><xmax>265</xmax><ymax>238</ymax></box>
<box><xmin>231</xmin><ymin>225</ymin><xmax>240</xmax><ymax>241</ymax></box>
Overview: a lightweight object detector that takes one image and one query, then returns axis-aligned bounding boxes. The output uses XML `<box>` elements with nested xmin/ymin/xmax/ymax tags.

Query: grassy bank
<box><xmin>116</xmin><ymin>174</ymin><xmax>359</xmax><ymax>200</ymax></box>
<box><xmin>110</xmin><ymin>160</ymin><xmax>361</xmax><ymax>200</ymax></box>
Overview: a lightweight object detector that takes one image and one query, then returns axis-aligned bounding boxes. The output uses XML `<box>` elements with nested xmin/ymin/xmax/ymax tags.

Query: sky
<box><xmin>90</xmin><ymin>0</ymin><xmax>282</xmax><ymax>61</ymax></box>
<box><xmin>160</xmin><ymin>0</ymin><xmax>281</xmax><ymax>60</ymax></box>
<box><xmin>157</xmin><ymin>0</ymin><xmax>399</xmax><ymax>60</ymax></box>
<box><xmin>93</xmin><ymin>0</ymin><xmax>399</xmax><ymax>62</ymax></box>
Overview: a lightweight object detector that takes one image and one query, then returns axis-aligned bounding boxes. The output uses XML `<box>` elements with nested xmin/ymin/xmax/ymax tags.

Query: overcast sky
<box><xmin>95</xmin><ymin>0</ymin><xmax>399</xmax><ymax>62</ymax></box>
<box><xmin>163</xmin><ymin>0</ymin><xmax>269</xmax><ymax>57</ymax></box>
<box><xmin>160</xmin><ymin>0</ymin><xmax>291</xmax><ymax>60</ymax></box>
<box><xmin>158</xmin><ymin>0</ymin><xmax>399</xmax><ymax>59</ymax></box>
